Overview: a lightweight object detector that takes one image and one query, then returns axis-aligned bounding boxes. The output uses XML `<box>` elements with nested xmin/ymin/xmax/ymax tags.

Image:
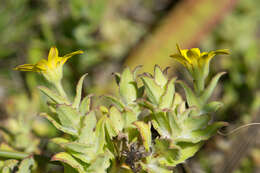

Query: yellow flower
<box><xmin>14</xmin><ymin>47</ymin><xmax>83</xmax><ymax>84</ymax></box>
<box><xmin>170</xmin><ymin>44</ymin><xmax>229</xmax><ymax>92</ymax></box>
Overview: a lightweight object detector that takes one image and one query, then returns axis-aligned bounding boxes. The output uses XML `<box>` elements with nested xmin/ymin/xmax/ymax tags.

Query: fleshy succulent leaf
<box><xmin>190</xmin><ymin>122</ymin><xmax>228</xmax><ymax>142</ymax></box>
<box><xmin>73</xmin><ymin>74</ymin><xmax>88</xmax><ymax>109</ymax></box>
<box><xmin>79</xmin><ymin>95</ymin><xmax>92</xmax><ymax>115</ymax></box>
<box><xmin>183</xmin><ymin>115</ymin><xmax>210</xmax><ymax>131</ymax></box>
<box><xmin>154</xmin><ymin>139</ymin><xmax>179</xmax><ymax>163</ymax></box>
<box><xmin>171</xmin><ymin>142</ymin><xmax>203</xmax><ymax>166</ymax></box>
<box><xmin>159</xmin><ymin>78</ymin><xmax>176</xmax><ymax>109</ymax></box>
<box><xmin>17</xmin><ymin>157</ymin><xmax>34</xmax><ymax>173</ymax></box>
<box><xmin>122</xmin><ymin>109</ymin><xmax>137</xmax><ymax>128</ymax></box>
<box><xmin>85</xmin><ymin>153</ymin><xmax>111</xmax><ymax>173</ymax></box>
<box><xmin>141</xmin><ymin>160</ymin><xmax>173</xmax><ymax>173</ymax></box>
<box><xmin>108</xmin><ymin>106</ymin><xmax>124</xmax><ymax>133</ymax></box>
<box><xmin>78</xmin><ymin>111</ymin><xmax>97</xmax><ymax>144</ymax></box>
<box><xmin>154</xmin><ymin>65</ymin><xmax>168</xmax><ymax>87</ymax></box>
<box><xmin>95</xmin><ymin>116</ymin><xmax>106</xmax><ymax>153</ymax></box>
<box><xmin>103</xmin><ymin>95</ymin><xmax>124</xmax><ymax>111</ymax></box>
<box><xmin>201</xmin><ymin>72</ymin><xmax>226</xmax><ymax>104</ymax></box>
<box><xmin>152</xmin><ymin>112</ymin><xmax>172</xmax><ymax>139</ymax></box>
<box><xmin>133</xmin><ymin>121</ymin><xmax>152</xmax><ymax>151</ymax></box>
<box><xmin>40</xmin><ymin>113</ymin><xmax>78</xmax><ymax>136</ymax></box>
<box><xmin>202</xmin><ymin>101</ymin><xmax>223</xmax><ymax>114</ymax></box>
<box><xmin>61</xmin><ymin>142</ymin><xmax>94</xmax><ymax>154</ymax></box>
<box><xmin>119</xmin><ymin>68</ymin><xmax>137</xmax><ymax>104</ymax></box>
<box><xmin>177</xmin><ymin>81</ymin><xmax>200</xmax><ymax>108</ymax></box>
<box><xmin>38</xmin><ymin>86</ymin><xmax>69</xmax><ymax>104</ymax></box>
<box><xmin>51</xmin><ymin>152</ymin><xmax>86</xmax><ymax>173</ymax></box>
<box><xmin>141</xmin><ymin>76</ymin><xmax>164</xmax><ymax>105</ymax></box>
<box><xmin>56</xmin><ymin>105</ymin><xmax>81</xmax><ymax>131</ymax></box>
<box><xmin>132</xmin><ymin>65</ymin><xmax>142</xmax><ymax>79</ymax></box>
<box><xmin>1</xmin><ymin>160</ymin><xmax>19</xmax><ymax>173</ymax></box>
<box><xmin>51</xmin><ymin>137</ymin><xmax>70</xmax><ymax>145</ymax></box>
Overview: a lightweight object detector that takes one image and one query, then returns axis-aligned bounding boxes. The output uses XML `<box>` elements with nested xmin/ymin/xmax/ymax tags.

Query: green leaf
<box><xmin>119</xmin><ymin>67</ymin><xmax>137</xmax><ymax>104</ymax></box>
<box><xmin>62</xmin><ymin>142</ymin><xmax>94</xmax><ymax>154</ymax></box>
<box><xmin>64</xmin><ymin>164</ymin><xmax>78</xmax><ymax>173</ymax></box>
<box><xmin>171</xmin><ymin>142</ymin><xmax>203</xmax><ymax>166</ymax></box>
<box><xmin>183</xmin><ymin>115</ymin><xmax>210</xmax><ymax>131</ymax></box>
<box><xmin>202</xmin><ymin>101</ymin><xmax>223</xmax><ymax>114</ymax></box>
<box><xmin>177</xmin><ymin>81</ymin><xmax>200</xmax><ymax>107</ymax></box>
<box><xmin>159</xmin><ymin>78</ymin><xmax>176</xmax><ymax>109</ymax></box>
<box><xmin>95</xmin><ymin>116</ymin><xmax>106</xmax><ymax>153</ymax></box>
<box><xmin>73</xmin><ymin>74</ymin><xmax>88</xmax><ymax>109</ymax></box>
<box><xmin>52</xmin><ymin>152</ymin><xmax>86</xmax><ymax>173</ymax></box>
<box><xmin>190</xmin><ymin>122</ymin><xmax>228</xmax><ymax>142</ymax></box>
<box><xmin>132</xmin><ymin>65</ymin><xmax>142</xmax><ymax>80</ymax></box>
<box><xmin>62</xmin><ymin>144</ymin><xmax>98</xmax><ymax>164</ymax></box>
<box><xmin>38</xmin><ymin>86</ymin><xmax>69</xmax><ymax>104</ymax></box>
<box><xmin>0</xmin><ymin>149</ymin><xmax>29</xmax><ymax>160</ymax></box>
<box><xmin>137</xmin><ymin>98</ymin><xmax>155</xmax><ymax>111</ymax></box>
<box><xmin>51</xmin><ymin>137</ymin><xmax>70</xmax><ymax>145</ymax></box>
<box><xmin>122</xmin><ymin>110</ymin><xmax>137</xmax><ymax>128</ymax></box>
<box><xmin>56</xmin><ymin>105</ymin><xmax>81</xmax><ymax>131</ymax></box>
<box><xmin>103</xmin><ymin>95</ymin><xmax>124</xmax><ymax>111</ymax></box>
<box><xmin>108</xmin><ymin>106</ymin><xmax>124</xmax><ymax>134</ymax></box>
<box><xmin>154</xmin><ymin>139</ymin><xmax>179</xmax><ymax>163</ymax></box>
<box><xmin>172</xmin><ymin>93</ymin><xmax>184</xmax><ymax>109</ymax></box>
<box><xmin>201</xmin><ymin>72</ymin><xmax>226</xmax><ymax>104</ymax></box>
<box><xmin>86</xmin><ymin>154</ymin><xmax>111</xmax><ymax>173</ymax></box>
<box><xmin>152</xmin><ymin>112</ymin><xmax>171</xmax><ymax>138</ymax></box>
<box><xmin>17</xmin><ymin>157</ymin><xmax>34</xmax><ymax>173</ymax></box>
<box><xmin>1</xmin><ymin>160</ymin><xmax>18</xmax><ymax>173</ymax></box>
<box><xmin>79</xmin><ymin>95</ymin><xmax>92</xmax><ymax>115</ymax></box>
<box><xmin>176</xmin><ymin>107</ymin><xmax>193</xmax><ymax>124</ymax></box>
<box><xmin>141</xmin><ymin>161</ymin><xmax>173</xmax><ymax>173</ymax></box>
<box><xmin>154</xmin><ymin>65</ymin><xmax>168</xmax><ymax>87</ymax></box>
<box><xmin>79</xmin><ymin>111</ymin><xmax>97</xmax><ymax>144</ymax></box>
<box><xmin>2</xmin><ymin>167</ymin><xmax>11</xmax><ymax>173</ymax></box>
<box><xmin>167</xmin><ymin>112</ymin><xmax>181</xmax><ymax>137</ymax></box>
<box><xmin>105</xmin><ymin>118</ymin><xmax>118</xmax><ymax>139</ymax></box>
<box><xmin>133</xmin><ymin>121</ymin><xmax>152</xmax><ymax>151</ymax></box>
<box><xmin>141</xmin><ymin>76</ymin><xmax>164</xmax><ymax>105</ymax></box>
<box><xmin>70</xmin><ymin>151</ymin><xmax>95</xmax><ymax>163</ymax></box>
<box><xmin>41</xmin><ymin>113</ymin><xmax>78</xmax><ymax>136</ymax></box>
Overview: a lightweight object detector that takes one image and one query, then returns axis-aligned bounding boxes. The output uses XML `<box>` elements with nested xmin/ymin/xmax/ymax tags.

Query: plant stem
<box><xmin>54</xmin><ymin>81</ymin><xmax>68</xmax><ymax>99</ymax></box>
<box><xmin>194</xmin><ymin>77</ymin><xmax>205</xmax><ymax>95</ymax></box>
<box><xmin>0</xmin><ymin>150</ymin><xmax>30</xmax><ymax>159</ymax></box>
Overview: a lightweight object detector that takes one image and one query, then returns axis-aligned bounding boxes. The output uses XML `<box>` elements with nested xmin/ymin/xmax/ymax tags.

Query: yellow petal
<box><xmin>213</xmin><ymin>49</ymin><xmax>230</xmax><ymax>55</ymax></box>
<box><xmin>47</xmin><ymin>46</ymin><xmax>59</xmax><ymax>62</ymax></box>
<box><xmin>180</xmin><ymin>49</ymin><xmax>192</xmax><ymax>63</ymax></box>
<box><xmin>35</xmin><ymin>59</ymin><xmax>48</xmax><ymax>71</ymax></box>
<box><xmin>170</xmin><ymin>54</ymin><xmax>188</xmax><ymax>68</ymax></box>
<box><xmin>187</xmin><ymin>48</ymin><xmax>201</xmax><ymax>59</ymax></box>
<box><xmin>205</xmin><ymin>49</ymin><xmax>230</xmax><ymax>62</ymax></box>
<box><xmin>14</xmin><ymin>64</ymin><xmax>35</xmax><ymax>71</ymax></box>
<box><xmin>174</xmin><ymin>44</ymin><xmax>192</xmax><ymax>63</ymax></box>
<box><xmin>176</xmin><ymin>44</ymin><xmax>182</xmax><ymax>54</ymax></box>
<box><xmin>60</xmin><ymin>50</ymin><xmax>84</xmax><ymax>65</ymax></box>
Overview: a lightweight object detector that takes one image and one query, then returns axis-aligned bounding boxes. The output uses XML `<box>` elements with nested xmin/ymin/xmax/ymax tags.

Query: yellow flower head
<box><xmin>170</xmin><ymin>44</ymin><xmax>229</xmax><ymax>80</ymax></box>
<box><xmin>14</xmin><ymin>47</ymin><xmax>83</xmax><ymax>84</ymax></box>
<box><xmin>170</xmin><ymin>44</ymin><xmax>229</xmax><ymax>93</ymax></box>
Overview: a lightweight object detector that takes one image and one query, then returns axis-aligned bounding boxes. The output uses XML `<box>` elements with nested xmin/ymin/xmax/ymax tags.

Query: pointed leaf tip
<box><xmin>73</xmin><ymin>73</ymin><xmax>88</xmax><ymax>109</ymax></box>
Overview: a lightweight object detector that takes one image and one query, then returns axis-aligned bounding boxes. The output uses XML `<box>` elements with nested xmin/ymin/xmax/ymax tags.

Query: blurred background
<box><xmin>0</xmin><ymin>0</ymin><xmax>259</xmax><ymax>172</ymax></box>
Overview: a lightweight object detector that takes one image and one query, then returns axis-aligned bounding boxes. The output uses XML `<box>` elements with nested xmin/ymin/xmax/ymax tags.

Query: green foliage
<box><xmin>1</xmin><ymin>44</ymin><xmax>227</xmax><ymax>172</ymax></box>
<box><xmin>16</xmin><ymin>45</ymin><xmax>225</xmax><ymax>172</ymax></box>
